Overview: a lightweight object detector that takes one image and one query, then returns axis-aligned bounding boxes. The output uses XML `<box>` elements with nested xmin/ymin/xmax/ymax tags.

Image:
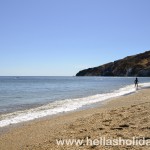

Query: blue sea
<box><xmin>0</xmin><ymin>76</ymin><xmax>150</xmax><ymax>127</ymax></box>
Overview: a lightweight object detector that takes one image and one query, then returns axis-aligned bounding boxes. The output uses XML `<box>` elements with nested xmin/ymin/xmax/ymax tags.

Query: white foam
<box><xmin>0</xmin><ymin>82</ymin><xmax>150</xmax><ymax>127</ymax></box>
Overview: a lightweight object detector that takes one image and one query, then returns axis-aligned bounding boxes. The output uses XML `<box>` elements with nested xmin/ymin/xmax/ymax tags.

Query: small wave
<box><xmin>0</xmin><ymin>82</ymin><xmax>150</xmax><ymax>127</ymax></box>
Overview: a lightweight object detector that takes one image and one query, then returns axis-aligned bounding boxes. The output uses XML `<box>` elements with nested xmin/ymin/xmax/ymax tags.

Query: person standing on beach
<box><xmin>134</xmin><ymin>77</ymin><xmax>138</xmax><ymax>88</ymax></box>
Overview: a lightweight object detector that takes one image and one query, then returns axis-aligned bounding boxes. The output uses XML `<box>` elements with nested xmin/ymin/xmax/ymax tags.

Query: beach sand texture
<box><xmin>0</xmin><ymin>89</ymin><xmax>150</xmax><ymax>150</ymax></box>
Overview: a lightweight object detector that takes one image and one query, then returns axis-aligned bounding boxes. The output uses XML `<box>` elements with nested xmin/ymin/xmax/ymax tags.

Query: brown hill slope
<box><xmin>76</xmin><ymin>50</ymin><xmax>150</xmax><ymax>76</ymax></box>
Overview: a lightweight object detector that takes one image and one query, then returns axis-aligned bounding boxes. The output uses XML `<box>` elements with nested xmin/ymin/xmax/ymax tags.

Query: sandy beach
<box><xmin>0</xmin><ymin>89</ymin><xmax>150</xmax><ymax>150</ymax></box>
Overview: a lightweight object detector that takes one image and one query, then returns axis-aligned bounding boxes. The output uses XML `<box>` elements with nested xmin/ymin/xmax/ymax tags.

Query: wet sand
<box><xmin>0</xmin><ymin>89</ymin><xmax>150</xmax><ymax>150</ymax></box>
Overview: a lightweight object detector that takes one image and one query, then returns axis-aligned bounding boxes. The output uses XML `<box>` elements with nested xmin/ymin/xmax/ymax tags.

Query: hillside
<box><xmin>76</xmin><ymin>50</ymin><xmax>150</xmax><ymax>77</ymax></box>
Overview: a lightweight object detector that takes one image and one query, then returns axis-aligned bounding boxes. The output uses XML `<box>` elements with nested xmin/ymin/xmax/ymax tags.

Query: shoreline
<box><xmin>0</xmin><ymin>87</ymin><xmax>146</xmax><ymax>131</ymax></box>
<box><xmin>0</xmin><ymin>88</ymin><xmax>150</xmax><ymax>149</ymax></box>
<box><xmin>0</xmin><ymin>82</ymin><xmax>146</xmax><ymax>128</ymax></box>
<box><xmin>0</xmin><ymin>84</ymin><xmax>140</xmax><ymax>131</ymax></box>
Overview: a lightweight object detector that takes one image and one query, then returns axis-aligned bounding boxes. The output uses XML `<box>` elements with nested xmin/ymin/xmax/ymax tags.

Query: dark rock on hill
<box><xmin>76</xmin><ymin>51</ymin><xmax>150</xmax><ymax>77</ymax></box>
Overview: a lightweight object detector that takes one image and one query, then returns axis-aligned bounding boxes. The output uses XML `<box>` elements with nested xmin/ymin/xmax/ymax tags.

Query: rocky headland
<box><xmin>76</xmin><ymin>50</ymin><xmax>150</xmax><ymax>76</ymax></box>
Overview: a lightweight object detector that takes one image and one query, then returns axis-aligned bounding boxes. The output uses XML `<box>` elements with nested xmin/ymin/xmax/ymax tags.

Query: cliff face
<box><xmin>76</xmin><ymin>51</ymin><xmax>150</xmax><ymax>77</ymax></box>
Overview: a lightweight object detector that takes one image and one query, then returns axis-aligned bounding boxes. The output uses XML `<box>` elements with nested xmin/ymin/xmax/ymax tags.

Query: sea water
<box><xmin>0</xmin><ymin>76</ymin><xmax>150</xmax><ymax>127</ymax></box>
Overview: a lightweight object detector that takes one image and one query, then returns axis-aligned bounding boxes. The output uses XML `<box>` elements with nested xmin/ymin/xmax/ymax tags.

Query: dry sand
<box><xmin>0</xmin><ymin>89</ymin><xmax>150</xmax><ymax>150</ymax></box>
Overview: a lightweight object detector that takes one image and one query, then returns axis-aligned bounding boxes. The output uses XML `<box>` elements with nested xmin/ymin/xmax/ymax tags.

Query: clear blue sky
<box><xmin>0</xmin><ymin>0</ymin><xmax>150</xmax><ymax>76</ymax></box>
